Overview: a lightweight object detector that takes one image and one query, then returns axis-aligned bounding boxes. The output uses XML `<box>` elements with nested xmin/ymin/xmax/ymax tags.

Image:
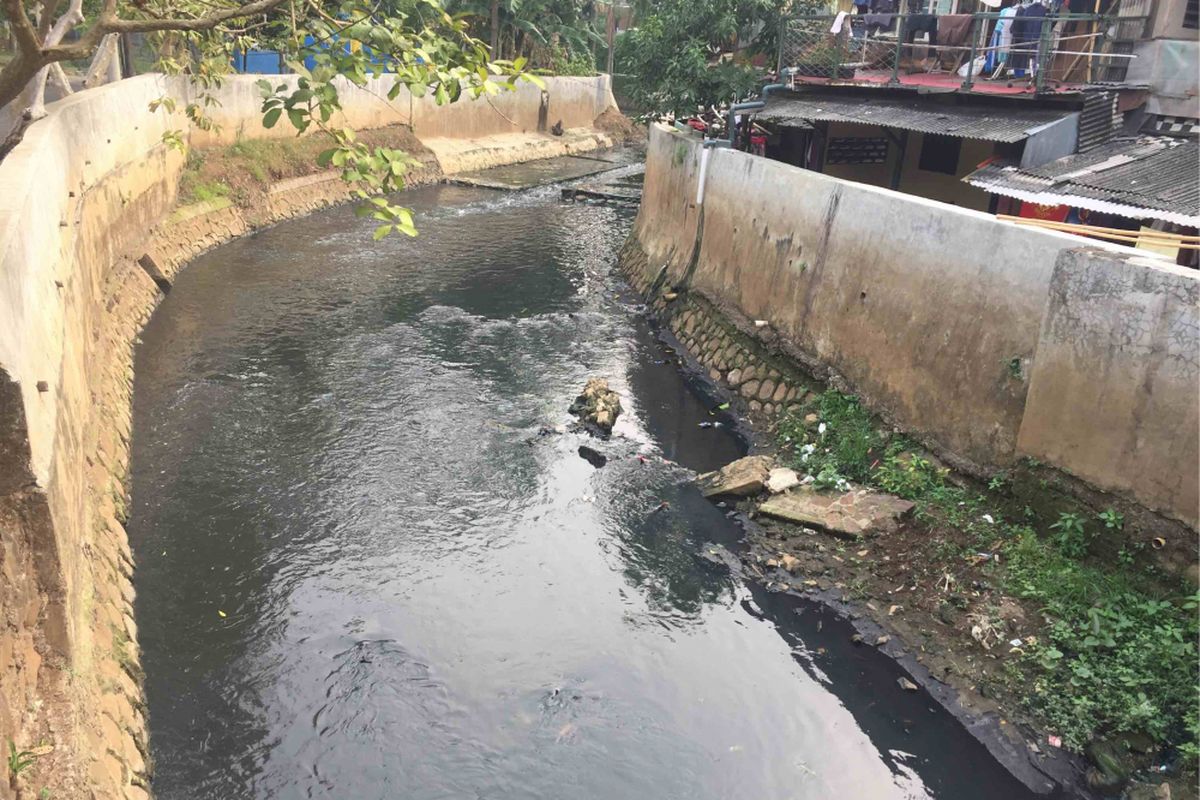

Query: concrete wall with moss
<box><xmin>0</xmin><ymin>72</ymin><xmax>616</xmax><ymax>799</ymax></box>
<box><xmin>628</xmin><ymin>123</ymin><xmax>1198</xmax><ymax>532</ymax></box>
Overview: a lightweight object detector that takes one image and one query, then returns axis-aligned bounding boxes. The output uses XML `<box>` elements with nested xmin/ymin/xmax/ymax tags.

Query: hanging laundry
<box><xmin>905</xmin><ymin>14</ymin><xmax>939</xmax><ymax>43</ymax></box>
<box><xmin>984</xmin><ymin>5</ymin><xmax>1017</xmax><ymax>73</ymax></box>
<box><xmin>937</xmin><ymin>15</ymin><xmax>974</xmax><ymax>48</ymax></box>
<box><xmin>1010</xmin><ymin>2</ymin><xmax>1046</xmax><ymax>75</ymax></box>
<box><xmin>864</xmin><ymin>0</ymin><xmax>897</xmax><ymax>35</ymax></box>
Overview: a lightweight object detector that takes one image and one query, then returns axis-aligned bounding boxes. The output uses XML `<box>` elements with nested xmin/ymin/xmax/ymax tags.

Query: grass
<box><xmin>777</xmin><ymin>388</ymin><xmax>1199</xmax><ymax>767</ymax></box>
<box><xmin>8</xmin><ymin>740</ymin><xmax>37</xmax><ymax>779</ymax></box>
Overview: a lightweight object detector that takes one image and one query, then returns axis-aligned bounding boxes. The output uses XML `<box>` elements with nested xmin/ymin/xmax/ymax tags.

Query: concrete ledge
<box><xmin>1019</xmin><ymin>248</ymin><xmax>1200</xmax><ymax>527</ymax></box>
<box><xmin>425</xmin><ymin>129</ymin><xmax>613</xmax><ymax>174</ymax></box>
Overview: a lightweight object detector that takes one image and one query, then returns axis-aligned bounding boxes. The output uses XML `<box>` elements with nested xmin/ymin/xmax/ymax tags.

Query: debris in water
<box><xmin>578</xmin><ymin>445</ymin><xmax>607</xmax><ymax>468</ymax></box>
<box><xmin>651</xmin><ymin>501</ymin><xmax>670</xmax><ymax>513</ymax></box>
<box><xmin>897</xmin><ymin>677</ymin><xmax>918</xmax><ymax>691</ymax></box>
<box><xmin>710</xmin><ymin>402</ymin><xmax>730</xmax><ymax>414</ymax></box>
<box><xmin>696</xmin><ymin>455</ymin><xmax>773</xmax><ymax>497</ymax></box>
<box><xmin>217</xmin><ymin>610</ymin><xmax>227</xmax><ymax>618</ymax></box>
<box><xmin>1047</xmin><ymin>735</ymin><xmax>1063</xmax><ymax>748</ymax></box>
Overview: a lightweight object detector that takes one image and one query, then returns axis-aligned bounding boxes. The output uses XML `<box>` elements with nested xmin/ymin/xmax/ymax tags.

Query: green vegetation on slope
<box><xmin>776</xmin><ymin>390</ymin><xmax>1199</xmax><ymax>770</ymax></box>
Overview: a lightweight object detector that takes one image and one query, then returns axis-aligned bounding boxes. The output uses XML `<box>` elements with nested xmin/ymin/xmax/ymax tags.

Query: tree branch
<box><xmin>2</xmin><ymin>0</ymin><xmax>42</xmax><ymax>53</ymax></box>
<box><xmin>104</xmin><ymin>0</ymin><xmax>290</xmax><ymax>33</ymax></box>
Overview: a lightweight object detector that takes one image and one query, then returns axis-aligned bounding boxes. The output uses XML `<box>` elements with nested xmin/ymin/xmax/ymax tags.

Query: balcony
<box><xmin>777</xmin><ymin>12</ymin><xmax>1151</xmax><ymax>98</ymax></box>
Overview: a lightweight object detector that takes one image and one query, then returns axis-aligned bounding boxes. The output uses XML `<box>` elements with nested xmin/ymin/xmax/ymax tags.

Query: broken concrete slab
<box><xmin>765</xmin><ymin>467</ymin><xmax>800</xmax><ymax>494</ymax></box>
<box><xmin>696</xmin><ymin>455</ymin><xmax>773</xmax><ymax>497</ymax></box>
<box><xmin>758</xmin><ymin>487</ymin><xmax>915</xmax><ymax>538</ymax></box>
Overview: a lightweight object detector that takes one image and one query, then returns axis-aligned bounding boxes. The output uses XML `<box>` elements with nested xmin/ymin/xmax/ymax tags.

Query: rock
<box><xmin>1127</xmin><ymin>783</ymin><xmax>1172</xmax><ymax>800</ymax></box>
<box><xmin>758</xmin><ymin>488</ymin><xmax>915</xmax><ymax>538</ymax></box>
<box><xmin>804</xmin><ymin>413</ymin><xmax>819</xmax><ymax>424</ymax></box>
<box><xmin>897</xmin><ymin>677</ymin><xmax>918</xmax><ymax>691</ymax></box>
<box><xmin>740</xmin><ymin>380</ymin><xmax>760</xmax><ymax>399</ymax></box>
<box><xmin>779</xmin><ymin>553</ymin><xmax>801</xmax><ymax>573</ymax></box>
<box><xmin>766</xmin><ymin>467</ymin><xmax>800</xmax><ymax>494</ymax></box>
<box><xmin>875</xmin><ymin>635</ymin><xmax>891</xmax><ymax>646</ymax></box>
<box><xmin>568</xmin><ymin>378</ymin><xmax>622</xmax><ymax>434</ymax></box>
<box><xmin>763</xmin><ymin>403</ymin><xmax>775</xmax><ymax>415</ymax></box>
<box><xmin>696</xmin><ymin>455</ymin><xmax>774</xmax><ymax>498</ymax></box>
<box><xmin>1086</xmin><ymin>740</ymin><xmax>1132</xmax><ymax>793</ymax></box>
<box><xmin>726</xmin><ymin>368</ymin><xmax>743</xmax><ymax>386</ymax></box>
<box><xmin>772</xmin><ymin>383</ymin><xmax>789</xmax><ymax>403</ymax></box>
<box><xmin>577</xmin><ymin>445</ymin><xmax>607</xmax><ymax>468</ymax></box>
<box><xmin>749</xmin><ymin>400</ymin><xmax>762</xmax><ymax>412</ymax></box>
<box><xmin>758</xmin><ymin>380</ymin><xmax>775</xmax><ymax>401</ymax></box>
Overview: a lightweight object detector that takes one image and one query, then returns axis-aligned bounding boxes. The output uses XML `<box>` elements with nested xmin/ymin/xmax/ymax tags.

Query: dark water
<box><xmin>129</xmin><ymin>179</ymin><xmax>1037</xmax><ymax>800</ymax></box>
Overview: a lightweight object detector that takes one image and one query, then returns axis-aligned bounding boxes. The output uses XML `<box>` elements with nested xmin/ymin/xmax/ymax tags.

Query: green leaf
<box><xmin>263</xmin><ymin>108</ymin><xmax>282</xmax><ymax>129</ymax></box>
<box><xmin>373</xmin><ymin>224</ymin><xmax>393</xmax><ymax>241</ymax></box>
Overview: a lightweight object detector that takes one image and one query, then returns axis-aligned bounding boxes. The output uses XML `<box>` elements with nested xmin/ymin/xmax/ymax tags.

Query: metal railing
<box><xmin>777</xmin><ymin>11</ymin><xmax>1149</xmax><ymax>94</ymax></box>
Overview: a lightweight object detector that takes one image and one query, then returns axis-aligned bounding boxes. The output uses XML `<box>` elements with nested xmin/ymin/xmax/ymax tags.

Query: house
<box><xmin>749</xmin><ymin>0</ymin><xmax>1198</xmax><ymax>260</ymax></box>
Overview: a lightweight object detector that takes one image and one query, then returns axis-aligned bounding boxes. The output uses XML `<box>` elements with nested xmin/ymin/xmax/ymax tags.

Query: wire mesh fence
<box><xmin>777</xmin><ymin>11</ymin><xmax>1147</xmax><ymax>93</ymax></box>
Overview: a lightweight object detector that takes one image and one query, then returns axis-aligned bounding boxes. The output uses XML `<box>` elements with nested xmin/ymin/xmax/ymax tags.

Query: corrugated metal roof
<box><xmin>758</xmin><ymin>93</ymin><xmax>1076</xmax><ymax>142</ymax></box>
<box><xmin>965</xmin><ymin>136</ymin><xmax>1200</xmax><ymax>226</ymax></box>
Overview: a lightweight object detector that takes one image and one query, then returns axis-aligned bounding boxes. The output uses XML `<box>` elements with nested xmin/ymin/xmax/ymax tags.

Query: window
<box><xmin>917</xmin><ymin>134</ymin><xmax>962</xmax><ymax>175</ymax></box>
<box><xmin>1185</xmin><ymin>0</ymin><xmax>1198</xmax><ymax>30</ymax></box>
<box><xmin>826</xmin><ymin>137</ymin><xmax>889</xmax><ymax>164</ymax></box>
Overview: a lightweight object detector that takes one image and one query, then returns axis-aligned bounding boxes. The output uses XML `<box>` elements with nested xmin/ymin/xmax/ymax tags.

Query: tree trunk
<box><xmin>489</xmin><ymin>0</ymin><xmax>499</xmax><ymax>55</ymax></box>
<box><xmin>19</xmin><ymin>0</ymin><xmax>85</xmax><ymax>121</ymax></box>
<box><xmin>605</xmin><ymin>3</ymin><xmax>615</xmax><ymax>75</ymax></box>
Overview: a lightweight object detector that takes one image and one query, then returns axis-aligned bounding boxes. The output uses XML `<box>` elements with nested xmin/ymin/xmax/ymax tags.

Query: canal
<box><xmin>127</xmin><ymin>172</ymin><xmax>1039</xmax><ymax>799</ymax></box>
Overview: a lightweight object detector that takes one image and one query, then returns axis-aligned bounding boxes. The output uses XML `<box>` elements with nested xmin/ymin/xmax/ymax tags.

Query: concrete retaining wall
<box><xmin>629</xmin><ymin>123</ymin><xmax>1198</xmax><ymax>531</ymax></box>
<box><xmin>0</xmin><ymin>72</ymin><xmax>616</xmax><ymax>799</ymax></box>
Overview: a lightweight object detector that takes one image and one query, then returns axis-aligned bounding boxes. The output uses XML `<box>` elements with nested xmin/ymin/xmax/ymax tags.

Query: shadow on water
<box><xmin>128</xmin><ymin>175</ymin><xmax>1041</xmax><ymax>799</ymax></box>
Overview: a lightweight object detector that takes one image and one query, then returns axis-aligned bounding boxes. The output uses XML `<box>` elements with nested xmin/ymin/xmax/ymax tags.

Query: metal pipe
<box><xmin>726</xmin><ymin>80</ymin><xmax>787</xmax><ymax>146</ymax></box>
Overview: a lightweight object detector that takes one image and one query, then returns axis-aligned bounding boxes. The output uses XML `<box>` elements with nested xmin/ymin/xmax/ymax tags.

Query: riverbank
<box><xmin>0</xmin><ymin>73</ymin><xmax>619</xmax><ymax>800</ymax></box>
<box><xmin>618</xmin><ymin>238</ymin><xmax>1198</xmax><ymax>800</ymax></box>
<box><xmin>125</xmin><ymin>175</ymin><xmax>1047</xmax><ymax>800</ymax></box>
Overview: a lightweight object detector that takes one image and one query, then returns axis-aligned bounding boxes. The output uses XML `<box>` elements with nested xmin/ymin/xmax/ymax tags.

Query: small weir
<box><xmin>127</xmin><ymin>158</ymin><xmax>1040</xmax><ymax>799</ymax></box>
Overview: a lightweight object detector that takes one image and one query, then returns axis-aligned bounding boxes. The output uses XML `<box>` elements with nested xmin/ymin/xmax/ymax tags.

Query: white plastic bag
<box><xmin>957</xmin><ymin>56</ymin><xmax>986</xmax><ymax>78</ymax></box>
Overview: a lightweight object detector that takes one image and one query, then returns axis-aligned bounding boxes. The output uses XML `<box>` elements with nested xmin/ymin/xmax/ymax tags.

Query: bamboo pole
<box><xmin>997</xmin><ymin>215</ymin><xmax>1200</xmax><ymax>249</ymax></box>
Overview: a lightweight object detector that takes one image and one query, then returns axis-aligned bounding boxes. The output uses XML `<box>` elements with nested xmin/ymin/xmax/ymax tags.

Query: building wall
<box><xmin>1148</xmin><ymin>0</ymin><xmax>1197</xmax><ymax>41</ymax></box>
<box><xmin>631</xmin><ymin>123</ymin><xmax>1198</xmax><ymax>531</ymax></box>
<box><xmin>818</xmin><ymin>122</ymin><xmax>995</xmax><ymax>210</ymax></box>
<box><xmin>0</xmin><ymin>72</ymin><xmax>617</xmax><ymax>799</ymax></box>
<box><xmin>896</xmin><ymin>133</ymin><xmax>994</xmax><ymax>210</ymax></box>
